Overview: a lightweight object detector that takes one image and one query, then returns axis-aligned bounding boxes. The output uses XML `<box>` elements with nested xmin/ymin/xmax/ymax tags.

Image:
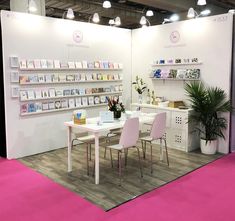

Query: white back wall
<box><xmin>132</xmin><ymin>14</ymin><xmax>233</xmax><ymax>153</ymax></box>
<box><xmin>1</xmin><ymin>10</ymin><xmax>132</xmax><ymax>159</ymax></box>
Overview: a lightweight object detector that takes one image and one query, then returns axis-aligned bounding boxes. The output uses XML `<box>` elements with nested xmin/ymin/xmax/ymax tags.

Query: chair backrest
<box><xmin>119</xmin><ymin>117</ymin><xmax>139</xmax><ymax>148</ymax></box>
<box><xmin>150</xmin><ymin>112</ymin><xmax>167</xmax><ymax>140</ymax></box>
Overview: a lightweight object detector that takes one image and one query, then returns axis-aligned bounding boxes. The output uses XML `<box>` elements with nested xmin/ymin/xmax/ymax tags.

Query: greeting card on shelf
<box><xmin>82</xmin><ymin>61</ymin><xmax>88</xmax><ymax>69</ymax></box>
<box><xmin>118</xmin><ymin>63</ymin><xmax>123</xmax><ymax>69</ymax></box>
<box><xmin>48</xmin><ymin>101</ymin><xmax>55</xmax><ymax>110</ymax></box>
<box><xmin>86</xmin><ymin>74</ymin><xmax>93</xmax><ymax>81</ymax></box>
<box><xmin>38</xmin><ymin>74</ymin><xmax>45</xmax><ymax>83</ymax></box>
<box><xmin>69</xmin><ymin>98</ymin><xmax>75</xmax><ymax>108</ymax></box>
<box><xmin>100</xmin><ymin>96</ymin><xmax>106</xmax><ymax>103</ymax></box>
<box><xmin>19</xmin><ymin>59</ymin><xmax>27</xmax><ymax>69</ymax></box>
<box><xmin>20</xmin><ymin>91</ymin><xmax>28</xmax><ymax>101</ymax></box>
<box><xmin>52</xmin><ymin>73</ymin><xmax>59</xmax><ymax>82</ymax></box>
<box><xmin>86</xmin><ymin>88</ymin><xmax>92</xmax><ymax>94</ymax></box>
<box><xmin>94</xmin><ymin>61</ymin><xmax>100</xmax><ymax>69</ymax></box>
<box><xmin>27</xmin><ymin>90</ymin><xmax>35</xmax><ymax>100</ymax></box>
<box><xmin>42</xmin><ymin>90</ymin><xmax>49</xmax><ymax>98</ymax></box>
<box><xmin>35</xmin><ymin>102</ymin><xmax>42</xmax><ymax>112</ymax></box>
<box><xmin>60</xmin><ymin>62</ymin><xmax>68</xmax><ymax>69</ymax></box>
<box><xmin>19</xmin><ymin>75</ymin><xmax>28</xmax><ymax>84</ymax></box>
<box><xmin>66</xmin><ymin>74</ymin><xmax>75</xmax><ymax>82</ymax></box>
<box><xmin>49</xmin><ymin>88</ymin><xmax>56</xmax><ymax>97</ymax></box>
<box><xmin>45</xmin><ymin>74</ymin><xmax>52</xmax><ymax>83</ymax></box>
<box><xmin>54</xmin><ymin>60</ymin><xmax>61</xmax><ymax>69</ymax></box>
<box><xmin>28</xmin><ymin>103</ymin><xmax>36</xmax><ymax>112</ymax></box>
<box><xmin>28</xmin><ymin>75</ymin><xmax>38</xmax><ymax>83</ymax></box>
<box><xmin>88</xmin><ymin>96</ymin><xmax>94</xmax><ymax>105</ymax></box>
<box><xmin>42</xmin><ymin>102</ymin><xmax>49</xmax><ymax>110</ymax></box>
<box><xmin>59</xmin><ymin>74</ymin><xmax>66</xmax><ymax>82</ymax></box>
<box><xmin>74</xmin><ymin>74</ymin><xmax>80</xmax><ymax>82</ymax></box>
<box><xmin>75</xmin><ymin>97</ymin><xmax>82</xmax><ymax>107</ymax></box>
<box><xmin>108</xmin><ymin>62</ymin><xmax>114</xmax><ymax>69</ymax></box>
<box><xmin>113</xmin><ymin>74</ymin><xmax>119</xmax><ymax>80</ymax></box>
<box><xmin>41</xmin><ymin>59</ymin><xmax>48</xmax><ymax>69</ymax></box>
<box><xmin>20</xmin><ymin>103</ymin><xmax>28</xmax><ymax>114</ymax></box>
<box><xmin>68</xmin><ymin>61</ymin><xmax>75</xmax><ymax>69</ymax></box>
<box><xmin>99</xmin><ymin>61</ymin><xmax>104</xmax><ymax>69</ymax></box>
<box><xmin>11</xmin><ymin>86</ymin><xmax>19</xmax><ymax>98</ymax></box>
<box><xmin>56</xmin><ymin>89</ymin><xmax>63</xmax><ymax>97</ymax></box>
<box><xmin>63</xmin><ymin>89</ymin><xmax>71</xmax><ymax>96</ymax></box>
<box><xmin>94</xmin><ymin>96</ymin><xmax>100</xmax><ymax>104</ymax></box>
<box><xmin>61</xmin><ymin>99</ymin><xmax>68</xmax><ymax>108</ymax></box>
<box><xmin>82</xmin><ymin>97</ymin><xmax>88</xmax><ymax>106</ymax></box>
<box><xmin>92</xmin><ymin>73</ymin><xmax>97</xmax><ymax>80</ymax></box>
<box><xmin>27</xmin><ymin>60</ymin><xmax>34</xmax><ymax>69</ymax></box>
<box><xmin>80</xmin><ymin>73</ymin><xmax>86</xmax><ymax>81</ymax></box>
<box><xmin>9</xmin><ymin>56</ymin><xmax>19</xmax><ymax>68</ymax></box>
<box><xmin>103</xmin><ymin>61</ymin><xmax>109</xmax><ymax>69</ymax></box>
<box><xmin>10</xmin><ymin>71</ymin><xmax>19</xmax><ymax>83</ymax></box>
<box><xmin>102</xmin><ymin>74</ymin><xmax>108</xmax><ymax>81</ymax></box>
<box><xmin>35</xmin><ymin>89</ymin><xmax>42</xmax><ymax>99</ymax></box>
<box><xmin>71</xmin><ymin>89</ymin><xmax>77</xmax><ymax>95</ymax></box>
<box><xmin>79</xmin><ymin>88</ymin><xmax>86</xmax><ymax>95</ymax></box>
<box><xmin>55</xmin><ymin>100</ymin><xmax>61</xmax><ymax>109</ymax></box>
<box><xmin>108</xmin><ymin>74</ymin><xmax>114</xmax><ymax>80</ymax></box>
<box><xmin>97</xmin><ymin>74</ymin><xmax>102</xmax><ymax>80</ymax></box>
<box><xmin>47</xmin><ymin>60</ymin><xmax>54</xmax><ymax>69</ymax></box>
<box><xmin>88</xmin><ymin>62</ymin><xmax>94</xmax><ymax>69</ymax></box>
<box><xmin>113</xmin><ymin>63</ymin><xmax>119</xmax><ymax>69</ymax></box>
<box><xmin>34</xmin><ymin>59</ymin><xmax>41</xmax><ymax>69</ymax></box>
<box><xmin>75</xmin><ymin>61</ymin><xmax>82</xmax><ymax>69</ymax></box>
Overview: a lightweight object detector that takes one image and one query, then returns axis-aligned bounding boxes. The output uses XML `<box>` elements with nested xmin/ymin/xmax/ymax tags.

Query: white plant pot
<box><xmin>200</xmin><ymin>139</ymin><xmax>217</xmax><ymax>155</ymax></box>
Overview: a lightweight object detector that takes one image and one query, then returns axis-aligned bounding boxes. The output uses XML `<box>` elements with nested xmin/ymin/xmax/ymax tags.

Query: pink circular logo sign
<box><xmin>170</xmin><ymin>31</ymin><xmax>180</xmax><ymax>43</ymax></box>
<box><xmin>73</xmin><ymin>30</ymin><xmax>83</xmax><ymax>43</ymax></box>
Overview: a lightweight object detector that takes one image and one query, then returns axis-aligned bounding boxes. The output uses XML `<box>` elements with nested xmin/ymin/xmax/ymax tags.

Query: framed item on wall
<box><xmin>10</xmin><ymin>71</ymin><xmax>19</xmax><ymax>83</ymax></box>
<box><xmin>11</xmin><ymin>86</ymin><xmax>19</xmax><ymax>98</ymax></box>
<box><xmin>9</xmin><ymin>56</ymin><xmax>19</xmax><ymax>68</ymax></box>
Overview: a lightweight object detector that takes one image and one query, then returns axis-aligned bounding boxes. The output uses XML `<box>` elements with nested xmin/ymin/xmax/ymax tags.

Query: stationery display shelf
<box><xmin>20</xmin><ymin>103</ymin><xmax>107</xmax><ymax>116</ymax></box>
<box><xmin>19</xmin><ymin>80</ymin><xmax>122</xmax><ymax>86</ymax></box>
<box><xmin>19</xmin><ymin>68</ymin><xmax>122</xmax><ymax>71</ymax></box>
<box><xmin>20</xmin><ymin>91</ymin><xmax>122</xmax><ymax>102</ymax></box>
<box><xmin>150</xmin><ymin>78</ymin><xmax>200</xmax><ymax>82</ymax></box>
<box><xmin>151</xmin><ymin>62</ymin><xmax>202</xmax><ymax>67</ymax></box>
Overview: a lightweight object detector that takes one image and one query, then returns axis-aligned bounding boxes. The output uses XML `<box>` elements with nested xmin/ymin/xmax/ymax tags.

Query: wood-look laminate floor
<box><xmin>19</xmin><ymin>139</ymin><xmax>223</xmax><ymax>211</ymax></box>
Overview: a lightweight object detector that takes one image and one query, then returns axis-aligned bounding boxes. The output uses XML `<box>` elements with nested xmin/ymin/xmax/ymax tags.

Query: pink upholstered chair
<box><xmin>141</xmin><ymin>112</ymin><xmax>169</xmax><ymax>173</ymax></box>
<box><xmin>106</xmin><ymin>117</ymin><xmax>142</xmax><ymax>185</ymax></box>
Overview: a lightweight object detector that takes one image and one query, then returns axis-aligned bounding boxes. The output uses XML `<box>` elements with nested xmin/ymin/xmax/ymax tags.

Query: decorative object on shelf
<box><xmin>185</xmin><ymin>81</ymin><xmax>232</xmax><ymax>154</ymax></box>
<box><xmin>107</xmin><ymin>96</ymin><xmax>125</xmax><ymax>119</ymax></box>
<box><xmin>146</xmin><ymin>89</ymin><xmax>151</xmax><ymax>104</ymax></box>
<box><xmin>73</xmin><ymin>110</ymin><xmax>86</xmax><ymax>125</ymax></box>
<box><xmin>132</xmin><ymin>76</ymin><xmax>147</xmax><ymax>104</ymax></box>
<box><xmin>151</xmin><ymin>90</ymin><xmax>156</xmax><ymax>105</ymax></box>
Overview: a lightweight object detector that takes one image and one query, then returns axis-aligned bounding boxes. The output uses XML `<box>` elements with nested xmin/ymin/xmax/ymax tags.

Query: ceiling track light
<box><xmin>103</xmin><ymin>1</ymin><xmax>111</xmax><ymax>9</ymax></box>
<box><xmin>197</xmin><ymin>0</ymin><xmax>207</xmax><ymax>6</ymax></box>
<box><xmin>140</xmin><ymin>16</ymin><xmax>150</xmax><ymax>27</ymax></box>
<box><xmin>28</xmin><ymin>0</ymin><xmax>37</xmax><ymax>13</ymax></box>
<box><xmin>66</xmin><ymin>8</ymin><xmax>75</xmax><ymax>19</ymax></box>
<box><xmin>115</xmin><ymin>16</ymin><xmax>121</xmax><ymax>26</ymax></box>
<box><xmin>146</xmin><ymin>10</ymin><xmax>154</xmax><ymax>17</ymax></box>
<box><xmin>187</xmin><ymin>7</ymin><xmax>211</xmax><ymax>19</ymax></box>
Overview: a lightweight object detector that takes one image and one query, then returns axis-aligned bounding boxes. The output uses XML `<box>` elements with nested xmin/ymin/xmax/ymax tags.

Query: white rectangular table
<box><xmin>64</xmin><ymin>113</ymin><xmax>156</xmax><ymax>184</ymax></box>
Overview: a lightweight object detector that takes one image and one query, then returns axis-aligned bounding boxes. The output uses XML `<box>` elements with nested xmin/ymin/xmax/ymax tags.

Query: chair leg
<box><xmin>150</xmin><ymin>142</ymin><xmax>153</xmax><ymax>174</ymax></box>
<box><xmin>164</xmin><ymin>138</ymin><xmax>170</xmax><ymax>166</ymax></box>
<box><xmin>86</xmin><ymin>144</ymin><xmax>89</xmax><ymax>176</ymax></box>
<box><xmin>141</xmin><ymin>140</ymin><xmax>145</xmax><ymax>159</ymax></box>
<box><xmin>124</xmin><ymin>149</ymin><xmax>128</xmax><ymax>167</ymax></box>
<box><xmin>136</xmin><ymin>147</ymin><xmax>143</xmax><ymax>178</ymax></box>
<box><xmin>110</xmin><ymin>148</ymin><xmax>113</xmax><ymax>168</ymax></box>
<box><xmin>89</xmin><ymin>144</ymin><xmax>92</xmax><ymax>161</ymax></box>
<box><xmin>119</xmin><ymin>150</ymin><xmax>122</xmax><ymax>186</ymax></box>
<box><xmin>160</xmin><ymin>138</ymin><xmax>163</xmax><ymax>161</ymax></box>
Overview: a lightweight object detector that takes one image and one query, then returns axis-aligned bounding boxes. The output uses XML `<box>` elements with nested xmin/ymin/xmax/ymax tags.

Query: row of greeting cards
<box><xmin>19</xmin><ymin>73</ymin><xmax>122</xmax><ymax>84</ymax></box>
<box><xmin>18</xmin><ymin>59</ymin><xmax>123</xmax><ymax>70</ymax></box>
<box><xmin>20</xmin><ymin>95</ymin><xmax>122</xmax><ymax>114</ymax></box>
<box><xmin>153</xmin><ymin>58</ymin><xmax>200</xmax><ymax>65</ymax></box>
<box><xmin>152</xmin><ymin>69</ymin><xmax>200</xmax><ymax>79</ymax></box>
<box><xmin>19</xmin><ymin>85</ymin><xmax>123</xmax><ymax>101</ymax></box>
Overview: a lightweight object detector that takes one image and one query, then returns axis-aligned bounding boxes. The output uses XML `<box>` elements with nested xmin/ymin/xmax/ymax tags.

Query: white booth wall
<box><xmin>1</xmin><ymin>11</ymin><xmax>132</xmax><ymax>159</ymax></box>
<box><xmin>1</xmin><ymin>11</ymin><xmax>233</xmax><ymax>158</ymax></box>
<box><xmin>132</xmin><ymin>13</ymin><xmax>233</xmax><ymax>153</ymax></box>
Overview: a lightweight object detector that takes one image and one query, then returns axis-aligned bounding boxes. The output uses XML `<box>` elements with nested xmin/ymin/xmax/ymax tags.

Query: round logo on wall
<box><xmin>73</xmin><ymin>30</ymin><xmax>83</xmax><ymax>43</ymax></box>
<box><xmin>170</xmin><ymin>31</ymin><xmax>180</xmax><ymax>43</ymax></box>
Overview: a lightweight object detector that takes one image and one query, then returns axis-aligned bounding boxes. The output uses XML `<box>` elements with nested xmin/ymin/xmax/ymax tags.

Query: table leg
<box><xmin>160</xmin><ymin>138</ymin><xmax>164</xmax><ymax>161</ymax></box>
<box><xmin>67</xmin><ymin>126</ymin><xmax>72</xmax><ymax>172</ymax></box>
<box><xmin>94</xmin><ymin>132</ymin><xmax>99</xmax><ymax>184</ymax></box>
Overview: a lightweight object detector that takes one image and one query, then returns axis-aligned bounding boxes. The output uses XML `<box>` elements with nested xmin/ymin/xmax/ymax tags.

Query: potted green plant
<box><xmin>185</xmin><ymin>81</ymin><xmax>232</xmax><ymax>154</ymax></box>
<box><xmin>132</xmin><ymin>76</ymin><xmax>147</xmax><ymax>104</ymax></box>
<box><xmin>106</xmin><ymin>96</ymin><xmax>125</xmax><ymax>119</ymax></box>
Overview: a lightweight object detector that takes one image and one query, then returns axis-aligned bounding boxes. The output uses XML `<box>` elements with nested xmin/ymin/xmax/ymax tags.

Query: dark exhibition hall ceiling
<box><xmin>0</xmin><ymin>0</ymin><xmax>235</xmax><ymax>28</ymax></box>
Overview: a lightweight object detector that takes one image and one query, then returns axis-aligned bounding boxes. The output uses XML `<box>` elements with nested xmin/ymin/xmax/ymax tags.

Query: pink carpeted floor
<box><xmin>1</xmin><ymin>153</ymin><xmax>235</xmax><ymax>221</ymax></box>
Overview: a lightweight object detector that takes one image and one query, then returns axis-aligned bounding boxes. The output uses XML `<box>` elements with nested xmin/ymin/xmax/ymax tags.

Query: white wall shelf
<box><xmin>19</xmin><ymin>80</ymin><xmax>122</xmax><ymax>85</ymax></box>
<box><xmin>150</xmin><ymin>78</ymin><xmax>200</xmax><ymax>82</ymax></box>
<box><xmin>151</xmin><ymin>62</ymin><xmax>202</xmax><ymax>67</ymax></box>
<box><xmin>20</xmin><ymin>103</ymin><xmax>108</xmax><ymax>117</ymax></box>
<box><xmin>19</xmin><ymin>68</ymin><xmax>122</xmax><ymax>71</ymax></box>
<box><xmin>20</xmin><ymin>91</ymin><xmax>122</xmax><ymax>102</ymax></box>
